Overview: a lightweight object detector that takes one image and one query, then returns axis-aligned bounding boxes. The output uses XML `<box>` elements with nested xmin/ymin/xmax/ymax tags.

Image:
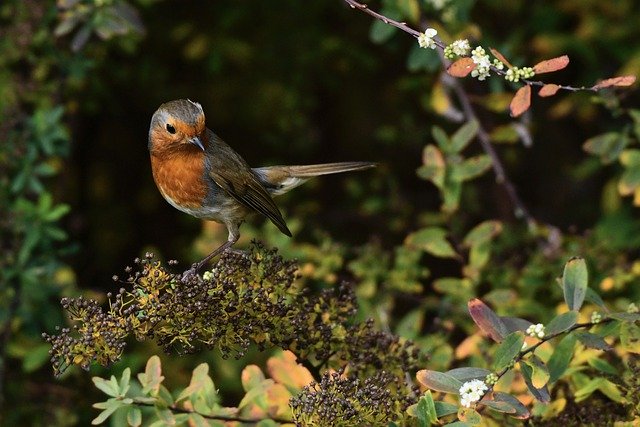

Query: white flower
<box><xmin>418</xmin><ymin>28</ymin><xmax>438</xmax><ymax>49</ymax></box>
<box><xmin>470</xmin><ymin>46</ymin><xmax>491</xmax><ymax>80</ymax></box>
<box><xmin>459</xmin><ymin>379</ymin><xmax>488</xmax><ymax>407</ymax></box>
<box><xmin>451</xmin><ymin>39</ymin><xmax>471</xmax><ymax>56</ymax></box>
<box><xmin>526</xmin><ymin>323</ymin><xmax>545</xmax><ymax>339</ymax></box>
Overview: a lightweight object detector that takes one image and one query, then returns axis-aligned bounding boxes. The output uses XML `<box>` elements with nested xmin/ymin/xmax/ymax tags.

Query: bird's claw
<box><xmin>181</xmin><ymin>266</ymin><xmax>199</xmax><ymax>283</ymax></box>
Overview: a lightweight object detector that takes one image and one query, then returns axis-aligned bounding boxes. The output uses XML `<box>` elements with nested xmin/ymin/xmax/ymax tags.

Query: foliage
<box><xmin>2</xmin><ymin>0</ymin><xmax>640</xmax><ymax>425</ymax></box>
<box><xmin>89</xmin><ymin>351</ymin><xmax>310</xmax><ymax>425</ymax></box>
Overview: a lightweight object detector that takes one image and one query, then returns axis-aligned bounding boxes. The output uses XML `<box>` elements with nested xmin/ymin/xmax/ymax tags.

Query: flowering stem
<box><xmin>479</xmin><ymin>318</ymin><xmax>613</xmax><ymax>403</ymax></box>
<box><xmin>342</xmin><ymin>0</ymin><xmax>539</xmax><ymax>226</ymax></box>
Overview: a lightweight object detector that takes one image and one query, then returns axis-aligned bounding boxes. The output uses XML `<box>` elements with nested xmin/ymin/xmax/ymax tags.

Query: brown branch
<box><xmin>447</xmin><ymin>74</ymin><xmax>536</xmax><ymax>226</ymax></box>
<box><xmin>133</xmin><ymin>399</ymin><xmax>293</xmax><ymax>424</ymax></box>
<box><xmin>478</xmin><ymin>318</ymin><xmax>613</xmax><ymax>404</ymax></box>
<box><xmin>342</xmin><ymin>0</ymin><xmax>538</xmax><ymax>226</ymax></box>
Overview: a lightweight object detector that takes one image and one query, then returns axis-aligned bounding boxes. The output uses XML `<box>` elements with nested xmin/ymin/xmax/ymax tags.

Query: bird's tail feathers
<box><xmin>253</xmin><ymin>162</ymin><xmax>375</xmax><ymax>195</ymax></box>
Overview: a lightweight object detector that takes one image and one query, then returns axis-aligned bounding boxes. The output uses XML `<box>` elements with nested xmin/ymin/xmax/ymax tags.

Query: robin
<box><xmin>148</xmin><ymin>99</ymin><xmax>375</xmax><ymax>275</ymax></box>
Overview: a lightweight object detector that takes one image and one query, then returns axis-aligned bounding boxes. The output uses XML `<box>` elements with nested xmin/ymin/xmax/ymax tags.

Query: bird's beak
<box><xmin>188</xmin><ymin>136</ymin><xmax>205</xmax><ymax>151</ymax></box>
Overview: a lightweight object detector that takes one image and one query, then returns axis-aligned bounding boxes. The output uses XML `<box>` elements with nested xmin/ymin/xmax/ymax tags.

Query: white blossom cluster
<box><xmin>444</xmin><ymin>39</ymin><xmax>471</xmax><ymax>59</ymax></box>
<box><xmin>416</xmin><ymin>33</ymin><xmax>537</xmax><ymax>82</ymax></box>
<box><xmin>470</xmin><ymin>46</ymin><xmax>491</xmax><ymax>81</ymax></box>
<box><xmin>526</xmin><ymin>323</ymin><xmax>545</xmax><ymax>339</ymax></box>
<box><xmin>418</xmin><ymin>28</ymin><xmax>438</xmax><ymax>49</ymax></box>
<box><xmin>459</xmin><ymin>379</ymin><xmax>488</xmax><ymax>407</ymax></box>
<box><xmin>505</xmin><ymin>66</ymin><xmax>535</xmax><ymax>82</ymax></box>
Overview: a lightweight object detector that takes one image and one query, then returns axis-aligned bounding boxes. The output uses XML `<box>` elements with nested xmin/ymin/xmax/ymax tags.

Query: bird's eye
<box><xmin>166</xmin><ymin>123</ymin><xmax>176</xmax><ymax>134</ymax></box>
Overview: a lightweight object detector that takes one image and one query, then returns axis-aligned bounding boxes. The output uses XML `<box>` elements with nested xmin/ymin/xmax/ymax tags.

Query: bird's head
<box><xmin>148</xmin><ymin>99</ymin><xmax>207</xmax><ymax>154</ymax></box>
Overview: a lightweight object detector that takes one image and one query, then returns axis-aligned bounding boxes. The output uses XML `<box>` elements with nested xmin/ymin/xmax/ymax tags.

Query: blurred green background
<box><xmin>1</xmin><ymin>0</ymin><xmax>639</xmax><ymax>424</ymax></box>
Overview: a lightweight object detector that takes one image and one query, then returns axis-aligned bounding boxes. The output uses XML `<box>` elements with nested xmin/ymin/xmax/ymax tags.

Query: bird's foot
<box><xmin>181</xmin><ymin>265</ymin><xmax>200</xmax><ymax>283</ymax></box>
<box><xmin>226</xmin><ymin>248</ymin><xmax>248</xmax><ymax>258</ymax></box>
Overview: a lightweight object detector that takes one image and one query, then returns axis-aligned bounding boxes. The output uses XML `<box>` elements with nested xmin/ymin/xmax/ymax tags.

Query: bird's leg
<box><xmin>181</xmin><ymin>229</ymin><xmax>240</xmax><ymax>281</ymax></box>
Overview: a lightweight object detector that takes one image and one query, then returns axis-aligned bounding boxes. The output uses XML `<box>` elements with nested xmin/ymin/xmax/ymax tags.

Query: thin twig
<box><xmin>133</xmin><ymin>399</ymin><xmax>293</xmax><ymax>424</ymax></box>
<box><xmin>448</xmin><ymin>76</ymin><xmax>536</xmax><ymax>226</ymax></box>
<box><xmin>478</xmin><ymin>318</ymin><xmax>612</xmax><ymax>403</ymax></box>
<box><xmin>342</xmin><ymin>0</ymin><xmax>537</xmax><ymax>226</ymax></box>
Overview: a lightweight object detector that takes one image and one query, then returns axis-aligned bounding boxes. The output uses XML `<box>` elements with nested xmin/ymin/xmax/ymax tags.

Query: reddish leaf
<box><xmin>447</xmin><ymin>57</ymin><xmax>476</xmax><ymax>77</ymax></box>
<box><xmin>539</xmin><ymin>84</ymin><xmax>560</xmax><ymax>97</ymax></box>
<box><xmin>468</xmin><ymin>298</ymin><xmax>508</xmax><ymax>342</ymax></box>
<box><xmin>533</xmin><ymin>55</ymin><xmax>569</xmax><ymax>74</ymax></box>
<box><xmin>510</xmin><ymin>85</ymin><xmax>531</xmax><ymax>117</ymax></box>
<box><xmin>593</xmin><ymin>75</ymin><xmax>636</xmax><ymax>89</ymax></box>
<box><xmin>489</xmin><ymin>48</ymin><xmax>513</xmax><ymax>69</ymax></box>
<box><xmin>267</xmin><ymin>350</ymin><xmax>314</xmax><ymax>390</ymax></box>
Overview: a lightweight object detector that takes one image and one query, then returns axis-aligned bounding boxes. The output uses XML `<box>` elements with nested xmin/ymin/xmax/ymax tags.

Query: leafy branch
<box><xmin>412</xmin><ymin>257</ymin><xmax>640</xmax><ymax>424</ymax></box>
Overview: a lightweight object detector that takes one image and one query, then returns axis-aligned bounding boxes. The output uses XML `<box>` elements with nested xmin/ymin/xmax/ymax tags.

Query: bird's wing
<box><xmin>207</xmin><ymin>131</ymin><xmax>292</xmax><ymax>237</ymax></box>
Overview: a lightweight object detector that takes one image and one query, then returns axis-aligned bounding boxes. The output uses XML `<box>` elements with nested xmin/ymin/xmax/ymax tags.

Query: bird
<box><xmin>148</xmin><ymin>99</ymin><xmax>375</xmax><ymax>275</ymax></box>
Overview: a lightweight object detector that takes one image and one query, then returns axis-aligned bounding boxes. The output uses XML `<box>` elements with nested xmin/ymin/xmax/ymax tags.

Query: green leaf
<box><xmin>157</xmin><ymin>385</ymin><xmax>175</xmax><ymax>406</ymax></box>
<box><xmin>545</xmin><ymin>311</ymin><xmax>578</xmax><ymax>336</ymax></box>
<box><xmin>155</xmin><ymin>407</ymin><xmax>175</xmax><ymax>424</ymax></box>
<box><xmin>432</xmin><ymin>126</ymin><xmax>450</xmax><ymax>149</ymax></box>
<box><xmin>575</xmin><ymin>331</ymin><xmax>611</xmax><ymax>350</ymax></box>
<box><xmin>562</xmin><ymin>257</ymin><xmax>588</xmax><ymax>311</ymax></box>
<box><xmin>138</xmin><ymin>356</ymin><xmax>164</xmax><ymax>396</ymax></box>
<box><xmin>585</xmin><ymin>287</ymin><xmax>606</xmax><ymax>308</ymax></box>
<box><xmin>416</xmin><ymin>370</ymin><xmax>463</xmax><ymax>394</ymax></box>
<box><xmin>176</xmin><ymin>363</ymin><xmax>213</xmax><ymax>402</ymax></box>
<box><xmin>93</xmin><ymin>376</ymin><xmax>120</xmax><ymax>397</ymax></box>
<box><xmin>463</xmin><ymin>221</ymin><xmax>502</xmax><ymax>247</ymax></box>
<box><xmin>446</xmin><ymin>367</ymin><xmax>491</xmax><ymax>382</ymax></box>
<box><xmin>493</xmin><ymin>332</ymin><xmax>524</xmax><ymax>371</ymax></box>
<box><xmin>529</xmin><ymin>355</ymin><xmax>550</xmax><ymax>389</ymax></box>
<box><xmin>417</xmin><ymin>145</ymin><xmax>446</xmax><ymax>188</ymax></box>
<box><xmin>548</xmin><ymin>334</ymin><xmax>577</xmax><ymax>383</ymax></box>
<box><xmin>490</xmin><ymin>392</ymin><xmax>530</xmax><ymax>419</ymax></box>
<box><xmin>574</xmin><ymin>377</ymin><xmax>623</xmax><ymax>403</ymax></box>
<box><xmin>434</xmin><ymin>401</ymin><xmax>459</xmax><ymax>417</ymax></box>
<box><xmin>519</xmin><ymin>361</ymin><xmax>550</xmax><ymax>403</ymax></box>
<box><xmin>92</xmin><ymin>398</ymin><xmax>124</xmax><ymax>425</ymax></box>
<box><xmin>22</xmin><ymin>344</ymin><xmax>51</xmax><ymax>372</ymax></box>
<box><xmin>442</xmin><ymin>179</ymin><xmax>462</xmax><ymax>213</ymax></box>
<box><xmin>396</xmin><ymin>309</ymin><xmax>424</xmax><ymax>340</ymax></box>
<box><xmin>582</xmin><ymin>132</ymin><xmax>628</xmax><ymax>163</ymax></box>
<box><xmin>450</xmin><ymin>120</ymin><xmax>480</xmax><ymax>153</ymax></box>
<box><xmin>458</xmin><ymin>407</ymin><xmax>482</xmax><ymax>425</ymax></box>
<box><xmin>417</xmin><ymin>391</ymin><xmax>438</xmax><ymax>426</ymax></box>
<box><xmin>119</xmin><ymin>368</ymin><xmax>131</xmax><ymax>396</ymax></box>
<box><xmin>468</xmin><ymin>298</ymin><xmax>508</xmax><ymax>343</ymax></box>
<box><xmin>127</xmin><ymin>407</ymin><xmax>142</xmax><ymax>427</ymax></box>
<box><xmin>450</xmin><ymin>155</ymin><xmax>492</xmax><ymax>182</ymax></box>
<box><xmin>587</xmin><ymin>357</ymin><xmax>617</xmax><ymax>375</ymax></box>
<box><xmin>482</xmin><ymin>400</ymin><xmax>516</xmax><ymax>414</ymax></box>
<box><xmin>405</xmin><ymin>227</ymin><xmax>458</xmax><ymax>258</ymax></box>
<box><xmin>241</xmin><ymin>365</ymin><xmax>266</xmax><ymax>392</ymax></box>
<box><xmin>43</xmin><ymin>203</ymin><xmax>70</xmax><ymax>222</ymax></box>
<box><xmin>608</xmin><ymin>312</ymin><xmax>640</xmax><ymax>322</ymax></box>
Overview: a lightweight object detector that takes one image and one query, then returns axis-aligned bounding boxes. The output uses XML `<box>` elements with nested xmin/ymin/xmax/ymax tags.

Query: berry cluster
<box><xmin>44</xmin><ymin>242</ymin><xmax>423</xmax><ymax>393</ymax></box>
<box><xmin>290</xmin><ymin>369</ymin><xmax>418</xmax><ymax>426</ymax></box>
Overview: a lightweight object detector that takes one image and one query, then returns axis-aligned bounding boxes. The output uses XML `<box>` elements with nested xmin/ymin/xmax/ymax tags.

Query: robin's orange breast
<box><xmin>150</xmin><ymin>148</ymin><xmax>208</xmax><ymax>210</ymax></box>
